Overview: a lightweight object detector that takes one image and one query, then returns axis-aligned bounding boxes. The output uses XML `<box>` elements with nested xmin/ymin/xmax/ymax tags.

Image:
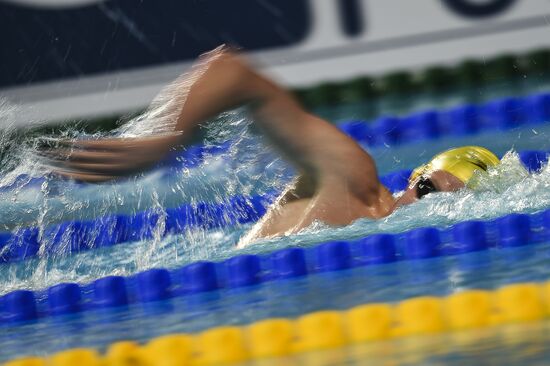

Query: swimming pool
<box><xmin>2</xmin><ymin>58</ymin><xmax>550</xmax><ymax>364</ymax></box>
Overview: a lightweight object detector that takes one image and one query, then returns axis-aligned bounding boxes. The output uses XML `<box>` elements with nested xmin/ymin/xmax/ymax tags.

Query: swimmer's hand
<box><xmin>36</xmin><ymin>132</ymin><xmax>183</xmax><ymax>183</ymax></box>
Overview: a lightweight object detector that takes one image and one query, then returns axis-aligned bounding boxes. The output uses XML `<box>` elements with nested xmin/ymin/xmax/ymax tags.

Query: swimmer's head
<box><xmin>409</xmin><ymin>146</ymin><xmax>500</xmax><ymax>188</ymax></box>
<box><xmin>394</xmin><ymin>146</ymin><xmax>500</xmax><ymax>207</ymax></box>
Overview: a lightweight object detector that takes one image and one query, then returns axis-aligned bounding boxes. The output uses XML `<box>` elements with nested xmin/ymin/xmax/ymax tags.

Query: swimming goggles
<box><xmin>416</xmin><ymin>176</ymin><xmax>438</xmax><ymax>199</ymax></box>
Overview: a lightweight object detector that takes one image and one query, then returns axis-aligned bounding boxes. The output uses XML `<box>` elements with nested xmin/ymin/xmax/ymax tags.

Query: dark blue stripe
<box><xmin>0</xmin><ymin>0</ymin><xmax>311</xmax><ymax>88</ymax></box>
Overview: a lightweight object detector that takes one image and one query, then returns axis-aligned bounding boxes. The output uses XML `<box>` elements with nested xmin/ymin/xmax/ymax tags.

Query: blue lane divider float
<box><xmin>0</xmin><ymin>91</ymin><xmax>546</xmax><ymax>197</ymax></box>
<box><xmin>0</xmin><ymin>148</ymin><xmax>548</xmax><ymax>266</ymax></box>
<box><xmin>2</xmin><ymin>208</ymin><xmax>550</xmax><ymax>326</ymax></box>
<box><xmin>0</xmin><ymin>194</ymin><xmax>275</xmax><ymax>264</ymax></box>
<box><xmin>1</xmin><ymin>91</ymin><xmax>548</xmax><ymax>195</ymax></box>
<box><xmin>338</xmin><ymin>91</ymin><xmax>550</xmax><ymax>146</ymax></box>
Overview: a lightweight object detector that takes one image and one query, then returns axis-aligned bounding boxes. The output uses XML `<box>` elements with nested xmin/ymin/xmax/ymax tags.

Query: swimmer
<box><xmin>42</xmin><ymin>47</ymin><xmax>500</xmax><ymax>244</ymax></box>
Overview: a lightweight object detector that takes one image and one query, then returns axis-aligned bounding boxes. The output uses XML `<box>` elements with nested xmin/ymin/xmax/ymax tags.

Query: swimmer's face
<box><xmin>393</xmin><ymin>170</ymin><xmax>465</xmax><ymax>208</ymax></box>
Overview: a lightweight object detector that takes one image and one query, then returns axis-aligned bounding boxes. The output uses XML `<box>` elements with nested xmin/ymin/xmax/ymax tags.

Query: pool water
<box><xmin>1</xmin><ymin>79</ymin><xmax>550</xmax><ymax>363</ymax></box>
<box><xmin>2</xmin><ymin>240</ymin><xmax>550</xmax><ymax>362</ymax></box>
<box><xmin>2</xmin><ymin>123</ymin><xmax>550</xmax><ymax>294</ymax></box>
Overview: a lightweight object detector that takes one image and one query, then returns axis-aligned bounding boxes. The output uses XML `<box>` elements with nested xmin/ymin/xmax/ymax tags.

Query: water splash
<box><xmin>1</xmin><ymin>78</ymin><xmax>550</xmax><ymax>296</ymax></box>
<box><xmin>1</xmin><ymin>142</ymin><xmax>550</xmax><ymax>295</ymax></box>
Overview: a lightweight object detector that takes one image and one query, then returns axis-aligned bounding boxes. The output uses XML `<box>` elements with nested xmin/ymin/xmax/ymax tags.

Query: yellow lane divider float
<box><xmin>5</xmin><ymin>281</ymin><xmax>550</xmax><ymax>366</ymax></box>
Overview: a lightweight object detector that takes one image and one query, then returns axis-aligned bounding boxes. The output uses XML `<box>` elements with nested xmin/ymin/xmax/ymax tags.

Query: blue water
<box><xmin>1</xmin><ymin>82</ymin><xmax>550</xmax><ymax>363</ymax></box>
<box><xmin>3</xmin><ymin>123</ymin><xmax>550</xmax><ymax>295</ymax></box>
<box><xmin>2</xmin><ymin>242</ymin><xmax>550</xmax><ymax>362</ymax></box>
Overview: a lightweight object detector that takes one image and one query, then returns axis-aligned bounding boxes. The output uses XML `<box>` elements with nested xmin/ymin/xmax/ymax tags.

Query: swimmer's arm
<box><xmin>45</xmin><ymin>47</ymin><xmax>382</xmax><ymax>198</ymax></box>
<box><xmin>172</xmin><ymin>49</ymin><xmax>383</xmax><ymax>199</ymax></box>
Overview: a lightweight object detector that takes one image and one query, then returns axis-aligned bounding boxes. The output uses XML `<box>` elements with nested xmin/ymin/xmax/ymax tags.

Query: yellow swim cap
<box><xmin>409</xmin><ymin>146</ymin><xmax>500</xmax><ymax>186</ymax></box>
